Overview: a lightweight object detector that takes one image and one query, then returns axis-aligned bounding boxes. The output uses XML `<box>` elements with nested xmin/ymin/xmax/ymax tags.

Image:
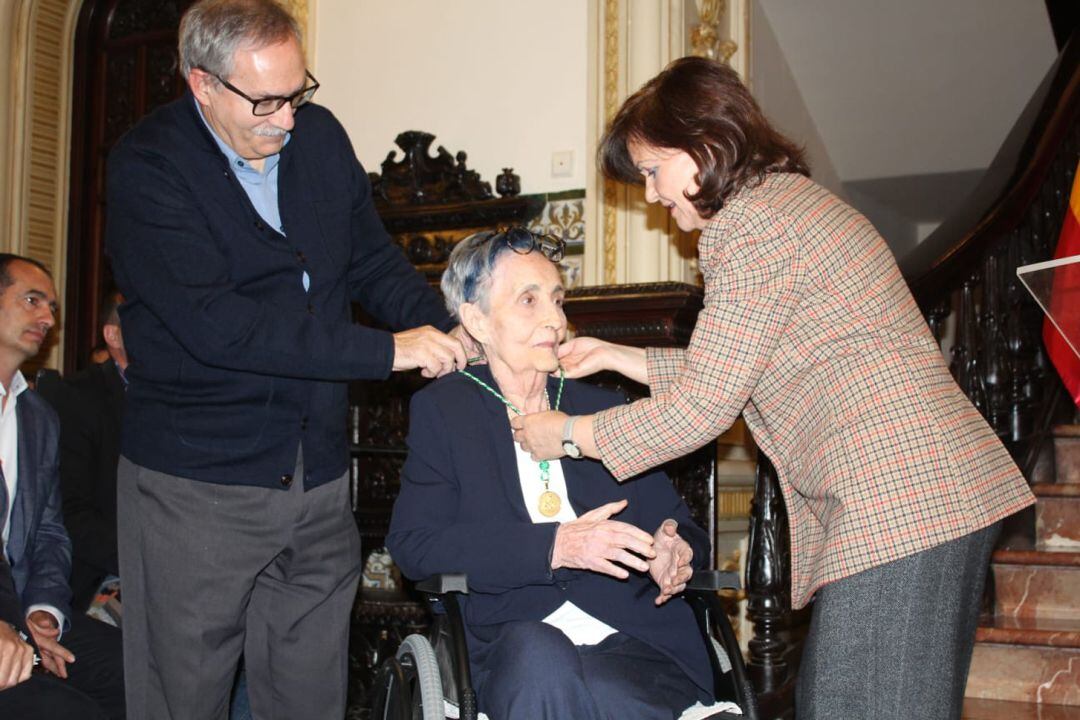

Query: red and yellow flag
<box><xmin>1043</xmin><ymin>159</ymin><xmax>1080</xmax><ymax>406</ymax></box>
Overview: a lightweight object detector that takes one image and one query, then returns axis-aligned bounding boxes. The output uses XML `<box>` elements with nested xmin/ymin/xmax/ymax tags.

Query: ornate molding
<box><xmin>602</xmin><ymin>0</ymin><xmax>619</xmax><ymax>285</ymax></box>
<box><xmin>279</xmin><ymin>0</ymin><xmax>309</xmax><ymax>48</ymax></box>
<box><xmin>691</xmin><ymin>0</ymin><xmax>738</xmax><ymax>64</ymax></box>
<box><xmin>8</xmin><ymin>0</ymin><xmax>81</xmax><ymax>370</ymax></box>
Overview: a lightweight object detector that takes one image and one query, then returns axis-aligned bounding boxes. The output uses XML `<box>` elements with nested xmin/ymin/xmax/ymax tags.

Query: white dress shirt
<box><xmin>0</xmin><ymin>370</ymin><xmax>28</xmax><ymax>547</ymax></box>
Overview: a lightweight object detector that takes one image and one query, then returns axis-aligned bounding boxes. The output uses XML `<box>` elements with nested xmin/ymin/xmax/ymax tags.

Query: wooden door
<box><xmin>65</xmin><ymin>0</ymin><xmax>194</xmax><ymax>372</ymax></box>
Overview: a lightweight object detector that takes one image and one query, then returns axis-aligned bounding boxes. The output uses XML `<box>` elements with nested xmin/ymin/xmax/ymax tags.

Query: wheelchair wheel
<box><xmin>396</xmin><ymin>634</ymin><xmax>444</xmax><ymax>720</ymax></box>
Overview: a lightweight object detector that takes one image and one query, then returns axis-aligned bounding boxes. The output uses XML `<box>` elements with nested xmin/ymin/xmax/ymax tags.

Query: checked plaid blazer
<box><xmin>593</xmin><ymin>172</ymin><xmax>1034</xmax><ymax>609</ymax></box>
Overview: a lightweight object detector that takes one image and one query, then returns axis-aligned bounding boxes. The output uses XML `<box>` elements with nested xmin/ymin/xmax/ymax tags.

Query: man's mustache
<box><xmin>253</xmin><ymin>127</ymin><xmax>287</xmax><ymax>137</ymax></box>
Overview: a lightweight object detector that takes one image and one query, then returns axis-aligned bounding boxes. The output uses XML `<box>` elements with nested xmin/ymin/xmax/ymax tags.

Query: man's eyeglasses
<box><xmin>207</xmin><ymin>69</ymin><xmax>320</xmax><ymax>117</ymax></box>
<box><xmin>494</xmin><ymin>227</ymin><xmax>565</xmax><ymax>263</ymax></box>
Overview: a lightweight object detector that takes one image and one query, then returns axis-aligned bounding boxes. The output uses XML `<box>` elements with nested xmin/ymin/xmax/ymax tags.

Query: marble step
<box><xmin>1033</xmin><ymin>484</ymin><xmax>1080</xmax><ymax>550</ymax></box>
<box><xmin>966</xmin><ymin>617</ymin><xmax>1080</xmax><ymax>706</ymax></box>
<box><xmin>991</xmin><ymin>549</ymin><xmax>1080</xmax><ymax>620</ymax></box>
<box><xmin>1055</xmin><ymin>425</ymin><xmax>1080</xmax><ymax>485</ymax></box>
<box><xmin>963</xmin><ymin>697</ymin><xmax>1080</xmax><ymax>719</ymax></box>
<box><xmin>975</xmin><ymin>614</ymin><xmax>1080</xmax><ymax>648</ymax></box>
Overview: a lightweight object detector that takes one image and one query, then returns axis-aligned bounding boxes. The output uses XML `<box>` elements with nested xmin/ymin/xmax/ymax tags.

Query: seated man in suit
<box><xmin>0</xmin><ymin>254</ymin><xmax>124</xmax><ymax>720</ymax></box>
<box><xmin>0</xmin><ymin>531</ymin><xmax>107</xmax><ymax>718</ymax></box>
<box><xmin>39</xmin><ymin>291</ymin><xmax>126</xmax><ymax>616</ymax></box>
<box><xmin>388</xmin><ymin>230</ymin><xmax>735</xmax><ymax>720</ymax></box>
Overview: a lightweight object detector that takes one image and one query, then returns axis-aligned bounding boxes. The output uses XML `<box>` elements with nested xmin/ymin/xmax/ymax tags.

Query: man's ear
<box><xmin>102</xmin><ymin>324</ymin><xmax>123</xmax><ymax>352</ymax></box>
<box><xmin>458</xmin><ymin>302</ymin><xmax>489</xmax><ymax>346</ymax></box>
<box><xmin>188</xmin><ymin>68</ymin><xmax>216</xmax><ymax>106</ymax></box>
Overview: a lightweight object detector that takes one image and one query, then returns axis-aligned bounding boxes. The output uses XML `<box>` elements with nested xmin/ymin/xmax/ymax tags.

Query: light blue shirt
<box><xmin>194</xmin><ymin>99</ymin><xmax>310</xmax><ymax>291</ymax></box>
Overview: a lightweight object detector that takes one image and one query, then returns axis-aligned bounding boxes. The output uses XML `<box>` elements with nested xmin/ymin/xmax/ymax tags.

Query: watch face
<box><xmin>563</xmin><ymin>441</ymin><xmax>582</xmax><ymax>459</ymax></box>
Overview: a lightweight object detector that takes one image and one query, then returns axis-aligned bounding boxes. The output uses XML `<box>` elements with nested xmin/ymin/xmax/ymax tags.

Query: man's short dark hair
<box><xmin>0</xmin><ymin>254</ymin><xmax>53</xmax><ymax>294</ymax></box>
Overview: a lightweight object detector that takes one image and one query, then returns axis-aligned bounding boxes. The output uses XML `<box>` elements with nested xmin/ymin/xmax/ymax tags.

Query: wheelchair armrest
<box><xmin>416</xmin><ymin>573</ymin><xmax>469</xmax><ymax>596</ymax></box>
<box><xmin>686</xmin><ymin>570</ymin><xmax>741</xmax><ymax>593</ymax></box>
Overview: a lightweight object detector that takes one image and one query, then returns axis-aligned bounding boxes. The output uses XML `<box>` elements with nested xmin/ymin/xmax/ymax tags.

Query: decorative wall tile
<box><xmin>524</xmin><ymin>189</ymin><xmax>586</xmax><ymax>288</ymax></box>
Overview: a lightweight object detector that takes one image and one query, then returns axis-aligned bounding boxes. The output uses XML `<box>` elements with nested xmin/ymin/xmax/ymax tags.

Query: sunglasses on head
<box><xmin>491</xmin><ymin>227</ymin><xmax>565</xmax><ymax>263</ymax></box>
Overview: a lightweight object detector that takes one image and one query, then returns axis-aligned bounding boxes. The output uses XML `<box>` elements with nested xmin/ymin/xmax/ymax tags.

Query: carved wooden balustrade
<box><xmin>901</xmin><ymin>31</ymin><xmax>1080</xmax><ymax>476</ymax></box>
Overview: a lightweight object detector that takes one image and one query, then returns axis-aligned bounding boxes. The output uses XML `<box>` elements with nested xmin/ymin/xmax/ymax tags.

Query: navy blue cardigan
<box><xmin>106</xmin><ymin>94</ymin><xmax>451</xmax><ymax>488</ymax></box>
<box><xmin>387</xmin><ymin>367</ymin><xmax>714</xmax><ymax>694</ymax></box>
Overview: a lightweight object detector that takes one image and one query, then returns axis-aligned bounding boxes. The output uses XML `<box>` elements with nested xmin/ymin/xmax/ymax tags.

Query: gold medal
<box><xmin>538</xmin><ymin>490</ymin><xmax>562</xmax><ymax>517</ymax></box>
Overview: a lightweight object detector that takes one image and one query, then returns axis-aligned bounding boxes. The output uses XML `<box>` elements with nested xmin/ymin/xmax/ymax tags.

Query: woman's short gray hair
<box><xmin>179</xmin><ymin>0</ymin><xmax>302</xmax><ymax>79</ymax></box>
<box><xmin>441</xmin><ymin>231</ymin><xmax>503</xmax><ymax>321</ymax></box>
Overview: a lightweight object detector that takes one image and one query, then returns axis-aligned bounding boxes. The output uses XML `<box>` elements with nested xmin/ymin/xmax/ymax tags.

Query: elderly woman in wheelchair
<box><xmin>385</xmin><ymin>228</ymin><xmax>752</xmax><ymax>720</ymax></box>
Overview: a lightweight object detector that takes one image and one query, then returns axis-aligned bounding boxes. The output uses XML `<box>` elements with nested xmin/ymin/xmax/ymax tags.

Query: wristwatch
<box><xmin>562</xmin><ymin>416</ymin><xmax>583</xmax><ymax>459</ymax></box>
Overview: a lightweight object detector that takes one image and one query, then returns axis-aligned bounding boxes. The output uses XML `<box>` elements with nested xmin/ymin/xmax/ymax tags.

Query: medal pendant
<box><xmin>538</xmin><ymin>490</ymin><xmax>562</xmax><ymax>518</ymax></box>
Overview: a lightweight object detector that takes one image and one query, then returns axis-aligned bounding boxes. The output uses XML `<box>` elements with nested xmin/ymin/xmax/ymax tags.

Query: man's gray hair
<box><xmin>179</xmin><ymin>0</ymin><xmax>302</xmax><ymax>79</ymax></box>
<box><xmin>440</xmin><ymin>231</ymin><xmax>511</xmax><ymax>321</ymax></box>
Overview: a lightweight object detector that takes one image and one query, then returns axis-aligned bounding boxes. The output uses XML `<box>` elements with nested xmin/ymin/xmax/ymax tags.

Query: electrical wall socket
<box><xmin>551</xmin><ymin>150</ymin><xmax>573</xmax><ymax>178</ymax></box>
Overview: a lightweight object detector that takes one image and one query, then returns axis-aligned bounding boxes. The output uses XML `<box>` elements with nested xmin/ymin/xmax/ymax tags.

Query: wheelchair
<box><xmin>370</xmin><ymin>570</ymin><xmax>759</xmax><ymax>720</ymax></box>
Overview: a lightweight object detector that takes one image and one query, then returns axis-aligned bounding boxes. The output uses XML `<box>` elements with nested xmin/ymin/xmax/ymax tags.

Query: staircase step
<box><xmin>1055</xmin><ymin>426</ymin><xmax>1080</xmax><ymax>485</ymax></box>
<box><xmin>1033</xmin><ymin>484</ymin><xmax>1080</xmax><ymax>549</ymax></box>
<box><xmin>975</xmin><ymin>615</ymin><xmax>1080</xmax><ymax>647</ymax></box>
<box><xmin>963</xmin><ymin>697</ymin><xmax>1080</xmax><ymax>719</ymax></box>
<box><xmin>992</xmin><ymin>549</ymin><xmax>1080</xmax><ymax>620</ymax></box>
<box><xmin>965</xmin><ymin>642</ymin><xmax>1080</xmax><ymax>705</ymax></box>
<box><xmin>966</xmin><ymin>615</ymin><xmax>1080</xmax><ymax>706</ymax></box>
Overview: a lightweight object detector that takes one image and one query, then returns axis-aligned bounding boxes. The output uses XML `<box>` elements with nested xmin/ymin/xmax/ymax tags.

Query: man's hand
<box><xmin>0</xmin><ymin>622</ymin><xmax>34</xmax><ymax>690</ymax></box>
<box><xmin>26</xmin><ymin>610</ymin><xmax>73</xmax><ymax>679</ymax></box>
<box><xmin>392</xmin><ymin>326</ymin><xmax>467</xmax><ymax>378</ymax></box>
<box><xmin>552</xmin><ymin>500</ymin><xmax>656</xmax><ymax>579</ymax></box>
<box><xmin>449</xmin><ymin>325</ymin><xmax>484</xmax><ymax>364</ymax></box>
<box><xmin>647</xmin><ymin>519</ymin><xmax>694</xmax><ymax>606</ymax></box>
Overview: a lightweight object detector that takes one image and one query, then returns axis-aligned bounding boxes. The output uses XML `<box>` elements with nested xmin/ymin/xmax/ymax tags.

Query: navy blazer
<box><xmin>106</xmin><ymin>93</ymin><xmax>451</xmax><ymax>489</ymax></box>
<box><xmin>1</xmin><ymin>390</ymin><xmax>73</xmax><ymax>629</ymax></box>
<box><xmin>387</xmin><ymin>367</ymin><xmax>713</xmax><ymax>693</ymax></box>
<box><xmin>0</xmin><ymin>552</ymin><xmax>25</xmax><ymax>636</ymax></box>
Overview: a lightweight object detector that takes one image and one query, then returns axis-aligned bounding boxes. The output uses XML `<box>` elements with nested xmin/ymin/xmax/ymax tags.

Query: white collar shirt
<box><xmin>1</xmin><ymin>370</ymin><xmax>28</xmax><ymax>548</ymax></box>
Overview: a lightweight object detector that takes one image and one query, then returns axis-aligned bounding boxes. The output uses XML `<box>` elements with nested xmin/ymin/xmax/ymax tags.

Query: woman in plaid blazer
<box><xmin>512</xmin><ymin>56</ymin><xmax>1034</xmax><ymax>719</ymax></box>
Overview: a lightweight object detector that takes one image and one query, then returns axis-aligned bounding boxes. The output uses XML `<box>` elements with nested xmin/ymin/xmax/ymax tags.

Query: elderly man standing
<box><xmin>104</xmin><ymin>1</ymin><xmax>466</xmax><ymax>717</ymax></box>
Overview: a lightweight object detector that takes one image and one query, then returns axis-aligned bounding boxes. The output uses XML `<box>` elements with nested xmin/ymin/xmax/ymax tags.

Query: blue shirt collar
<box><xmin>193</xmin><ymin>96</ymin><xmax>290</xmax><ymax>176</ymax></box>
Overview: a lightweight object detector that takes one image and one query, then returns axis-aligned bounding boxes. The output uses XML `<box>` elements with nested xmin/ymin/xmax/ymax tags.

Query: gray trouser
<box><xmin>117</xmin><ymin>452</ymin><xmax>361</xmax><ymax>720</ymax></box>
<box><xmin>796</xmin><ymin>521</ymin><xmax>1000</xmax><ymax>720</ymax></box>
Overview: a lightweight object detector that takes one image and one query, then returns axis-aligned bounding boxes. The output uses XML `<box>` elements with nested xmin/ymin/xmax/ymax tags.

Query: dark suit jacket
<box><xmin>0</xmin><ymin>552</ymin><xmax>25</xmax><ymax>636</ymax></box>
<box><xmin>387</xmin><ymin>367</ymin><xmax>713</xmax><ymax>693</ymax></box>
<box><xmin>38</xmin><ymin>361</ymin><xmax>123</xmax><ymax>613</ymax></box>
<box><xmin>1</xmin><ymin>389</ymin><xmax>73</xmax><ymax>630</ymax></box>
<box><xmin>105</xmin><ymin>93</ymin><xmax>451</xmax><ymax>489</ymax></box>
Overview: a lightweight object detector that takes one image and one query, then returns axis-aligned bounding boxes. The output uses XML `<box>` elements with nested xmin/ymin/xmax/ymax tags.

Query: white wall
<box><xmin>313</xmin><ymin>0</ymin><xmax>588</xmax><ymax>196</ymax></box>
<box><xmin>750</xmin><ymin>2</ymin><xmax>844</xmax><ymax>197</ymax></box>
<box><xmin>757</xmin><ymin>0</ymin><xmax>1057</xmax><ymax>182</ymax></box>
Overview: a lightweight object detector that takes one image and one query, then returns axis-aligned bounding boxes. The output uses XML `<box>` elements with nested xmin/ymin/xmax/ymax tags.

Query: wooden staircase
<box><xmin>963</xmin><ymin>426</ymin><xmax>1080</xmax><ymax>717</ymax></box>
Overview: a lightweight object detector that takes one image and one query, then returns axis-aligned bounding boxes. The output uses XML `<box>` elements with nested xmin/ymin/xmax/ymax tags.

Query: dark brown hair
<box><xmin>599</xmin><ymin>56</ymin><xmax>809</xmax><ymax>219</ymax></box>
<box><xmin>0</xmin><ymin>254</ymin><xmax>51</xmax><ymax>293</ymax></box>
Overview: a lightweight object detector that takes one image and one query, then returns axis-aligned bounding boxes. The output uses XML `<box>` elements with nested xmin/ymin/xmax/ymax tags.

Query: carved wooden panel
<box><xmin>67</xmin><ymin>0</ymin><xmax>194</xmax><ymax>373</ymax></box>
